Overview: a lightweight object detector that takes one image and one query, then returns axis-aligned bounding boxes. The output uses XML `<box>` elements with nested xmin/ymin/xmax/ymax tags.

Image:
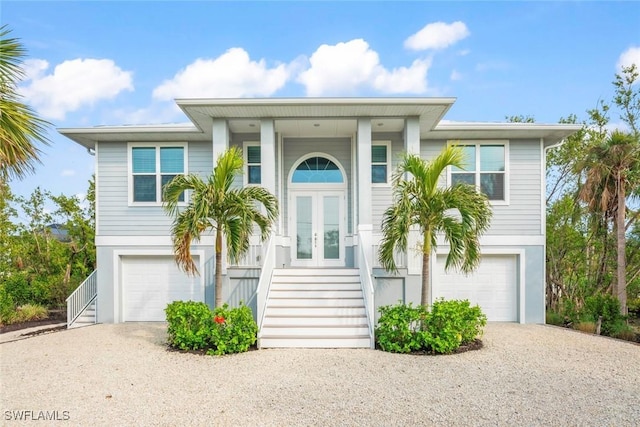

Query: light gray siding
<box><xmin>371</xmin><ymin>132</ymin><xmax>403</xmax><ymax>233</ymax></box>
<box><xmin>97</xmin><ymin>141</ymin><xmax>213</xmax><ymax>236</ymax></box>
<box><xmin>420</xmin><ymin>139</ymin><xmax>543</xmax><ymax>236</ymax></box>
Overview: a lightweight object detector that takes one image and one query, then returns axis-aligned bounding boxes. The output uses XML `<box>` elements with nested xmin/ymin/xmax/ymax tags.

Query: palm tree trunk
<box><xmin>215</xmin><ymin>228</ymin><xmax>223</xmax><ymax>308</ymax></box>
<box><xmin>421</xmin><ymin>232</ymin><xmax>431</xmax><ymax>307</ymax></box>
<box><xmin>616</xmin><ymin>171</ymin><xmax>627</xmax><ymax>315</ymax></box>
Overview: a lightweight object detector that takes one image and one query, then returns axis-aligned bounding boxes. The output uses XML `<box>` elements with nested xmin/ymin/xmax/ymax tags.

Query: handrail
<box><xmin>255</xmin><ymin>236</ymin><xmax>275</xmax><ymax>338</ymax></box>
<box><xmin>357</xmin><ymin>237</ymin><xmax>376</xmax><ymax>349</ymax></box>
<box><xmin>66</xmin><ymin>270</ymin><xmax>97</xmax><ymax>327</ymax></box>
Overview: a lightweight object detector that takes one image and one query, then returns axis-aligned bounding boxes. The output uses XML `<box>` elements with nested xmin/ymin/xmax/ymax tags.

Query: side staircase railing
<box><xmin>66</xmin><ymin>270</ymin><xmax>97</xmax><ymax>327</ymax></box>
<box><xmin>256</xmin><ymin>237</ymin><xmax>276</xmax><ymax>339</ymax></box>
<box><xmin>357</xmin><ymin>237</ymin><xmax>376</xmax><ymax>349</ymax></box>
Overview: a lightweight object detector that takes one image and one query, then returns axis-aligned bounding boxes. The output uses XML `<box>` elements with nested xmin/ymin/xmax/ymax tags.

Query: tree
<box><xmin>578</xmin><ymin>131</ymin><xmax>639</xmax><ymax>315</ymax></box>
<box><xmin>163</xmin><ymin>147</ymin><xmax>279</xmax><ymax>307</ymax></box>
<box><xmin>378</xmin><ymin>147</ymin><xmax>493</xmax><ymax>306</ymax></box>
<box><xmin>0</xmin><ymin>25</ymin><xmax>50</xmax><ymax>181</ymax></box>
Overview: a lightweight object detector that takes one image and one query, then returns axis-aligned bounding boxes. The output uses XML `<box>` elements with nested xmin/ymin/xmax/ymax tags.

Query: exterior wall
<box><xmin>370</xmin><ymin>132</ymin><xmax>403</xmax><ymax>234</ymax></box>
<box><xmin>96</xmin><ymin>140</ymin><xmax>213</xmax><ymax>236</ymax></box>
<box><xmin>420</xmin><ymin>139</ymin><xmax>543</xmax><ymax>236</ymax></box>
<box><xmin>372</xmin><ymin>245</ymin><xmax>545</xmax><ymax>324</ymax></box>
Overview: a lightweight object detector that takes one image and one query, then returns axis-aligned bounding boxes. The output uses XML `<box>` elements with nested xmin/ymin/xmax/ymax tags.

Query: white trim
<box><xmin>446</xmin><ymin>140</ymin><xmax>510</xmax><ymax>206</ymax></box>
<box><xmin>94</xmin><ymin>141</ymin><xmax>100</xmax><ymax>235</ymax></box>
<box><xmin>371</xmin><ymin>141</ymin><xmax>392</xmax><ymax>187</ymax></box>
<box><xmin>113</xmin><ymin>249</ymin><xmax>205</xmax><ymax>323</ymax></box>
<box><xmin>277</xmin><ymin>132</ymin><xmax>284</xmax><ymax>235</ymax></box>
<box><xmin>351</xmin><ymin>132</ymin><xmax>357</xmax><ymax>235</ymax></box>
<box><xmin>127</xmin><ymin>142</ymin><xmax>188</xmax><ymax>207</ymax></box>
<box><xmin>243</xmin><ymin>141</ymin><xmax>261</xmax><ymax>186</ymax></box>
<box><xmin>96</xmin><ymin>235</ymin><xmax>215</xmax><ymax>246</ymax></box>
<box><xmin>433</xmin><ymin>247</ymin><xmax>526</xmax><ymax>324</ymax></box>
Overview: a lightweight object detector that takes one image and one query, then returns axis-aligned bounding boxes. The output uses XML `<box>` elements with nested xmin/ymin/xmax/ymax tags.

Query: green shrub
<box><xmin>165</xmin><ymin>301</ymin><xmax>258</xmax><ymax>355</ymax></box>
<box><xmin>3</xmin><ymin>273</ymin><xmax>32</xmax><ymax>306</ymax></box>
<box><xmin>375</xmin><ymin>303</ymin><xmax>428</xmax><ymax>353</ymax></box>
<box><xmin>208</xmin><ymin>303</ymin><xmax>258</xmax><ymax>355</ymax></box>
<box><xmin>375</xmin><ymin>299</ymin><xmax>486</xmax><ymax>355</ymax></box>
<box><xmin>424</xmin><ymin>299</ymin><xmax>487</xmax><ymax>354</ymax></box>
<box><xmin>584</xmin><ymin>294</ymin><xmax>625</xmax><ymax>336</ymax></box>
<box><xmin>628</xmin><ymin>298</ymin><xmax>640</xmax><ymax>317</ymax></box>
<box><xmin>0</xmin><ymin>286</ymin><xmax>16</xmax><ymax>325</ymax></box>
<box><xmin>610</xmin><ymin>323</ymin><xmax>637</xmax><ymax>342</ymax></box>
<box><xmin>546</xmin><ymin>310</ymin><xmax>564</xmax><ymax>326</ymax></box>
<box><xmin>165</xmin><ymin>301</ymin><xmax>213</xmax><ymax>351</ymax></box>
<box><xmin>13</xmin><ymin>304</ymin><xmax>48</xmax><ymax>323</ymax></box>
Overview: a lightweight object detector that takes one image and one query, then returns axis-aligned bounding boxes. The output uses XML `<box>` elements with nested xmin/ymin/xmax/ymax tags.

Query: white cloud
<box><xmin>19</xmin><ymin>58</ymin><xmax>134</xmax><ymax>120</ymax></box>
<box><xmin>404</xmin><ymin>21</ymin><xmax>470</xmax><ymax>51</ymax></box>
<box><xmin>617</xmin><ymin>46</ymin><xmax>640</xmax><ymax>71</ymax></box>
<box><xmin>152</xmin><ymin>48</ymin><xmax>289</xmax><ymax>100</ymax></box>
<box><xmin>450</xmin><ymin>70</ymin><xmax>463</xmax><ymax>81</ymax></box>
<box><xmin>297</xmin><ymin>39</ymin><xmax>430</xmax><ymax>96</ymax></box>
<box><xmin>61</xmin><ymin>169</ymin><xmax>76</xmax><ymax>177</ymax></box>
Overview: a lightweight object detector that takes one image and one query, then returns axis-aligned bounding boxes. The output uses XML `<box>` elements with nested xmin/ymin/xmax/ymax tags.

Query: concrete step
<box><xmin>263</xmin><ymin>316</ymin><xmax>368</xmax><ymax>327</ymax></box>
<box><xmin>273</xmin><ymin>268</ymin><xmax>359</xmax><ymax>276</ymax></box>
<box><xmin>269</xmin><ymin>290</ymin><xmax>363</xmax><ymax>299</ymax></box>
<box><xmin>261</xmin><ymin>326</ymin><xmax>370</xmax><ymax>337</ymax></box>
<box><xmin>271</xmin><ymin>282</ymin><xmax>361</xmax><ymax>291</ymax></box>
<box><xmin>265</xmin><ymin>306</ymin><xmax>367</xmax><ymax>317</ymax></box>
<box><xmin>259</xmin><ymin>336</ymin><xmax>371</xmax><ymax>348</ymax></box>
<box><xmin>267</xmin><ymin>298</ymin><xmax>364</xmax><ymax>308</ymax></box>
<box><xmin>272</xmin><ymin>276</ymin><xmax>360</xmax><ymax>284</ymax></box>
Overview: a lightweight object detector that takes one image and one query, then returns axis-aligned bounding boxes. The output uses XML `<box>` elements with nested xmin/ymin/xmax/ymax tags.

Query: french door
<box><xmin>291</xmin><ymin>191</ymin><xmax>345</xmax><ymax>267</ymax></box>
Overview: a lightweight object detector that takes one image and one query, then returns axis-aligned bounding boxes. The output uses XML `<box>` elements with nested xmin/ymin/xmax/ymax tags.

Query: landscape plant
<box><xmin>375</xmin><ymin>299</ymin><xmax>486</xmax><ymax>355</ymax></box>
<box><xmin>165</xmin><ymin>300</ymin><xmax>258</xmax><ymax>355</ymax></box>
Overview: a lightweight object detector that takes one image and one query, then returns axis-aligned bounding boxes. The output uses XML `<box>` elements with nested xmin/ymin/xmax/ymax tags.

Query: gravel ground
<box><xmin>1</xmin><ymin>323</ymin><xmax>639</xmax><ymax>426</ymax></box>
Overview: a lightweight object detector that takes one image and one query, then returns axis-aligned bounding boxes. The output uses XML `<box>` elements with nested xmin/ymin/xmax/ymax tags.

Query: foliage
<box><xmin>165</xmin><ymin>301</ymin><xmax>213</xmax><ymax>351</ymax></box>
<box><xmin>545</xmin><ymin>310</ymin><xmax>564</xmax><ymax>326</ymax></box>
<box><xmin>375</xmin><ymin>300</ymin><xmax>486</xmax><ymax>355</ymax></box>
<box><xmin>423</xmin><ymin>299</ymin><xmax>487</xmax><ymax>354</ymax></box>
<box><xmin>207</xmin><ymin>303</ymin><xmax>258</xmax><ymax>356</ymax></box>
<box><xmin>375</xmin><ymin>303</ymin><xmax>428</xmax><ymax>353</ymax></box>
<box><xmin>165</xmin><ymin>300</ymin><xmax>258</xmax><ymax>355</ymax></box>
<box><xmin>12</xmin><ymin>304</ymin><xmax>48</xmax><ymax>323</ymax></box>
<box><xmin>163</xmin><ymin>147</ymin><xmax>278</xmax><ymax>307</ymax></box>
<box><xmin>0</xmin><ymin>25</ymin><xmax>51</xmax><ymax>181</ymax></box>
<box><xmin>0</xmin><ymin>285</ymin><xmax>16</xmax><ymax>324</ymax></box>
<box><xmin>583</xmin><ymin>294</ymin><xmax>626</xmax><ymax>336</ymax></box>
<box><xmin>378</xmin><ymin>147</ymin><xmax>492</xmax><ymax>306</ymax></box>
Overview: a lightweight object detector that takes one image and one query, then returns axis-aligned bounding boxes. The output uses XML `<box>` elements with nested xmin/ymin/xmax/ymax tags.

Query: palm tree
<box><xmin>378</xmin><ymin>146</ymin><xmax>492</xmax><ymax>306</ymax></box>
<box><xmin>163</xmin><ymin>147</ymin><xmax>279</xmax><ymax>307</ymax></box>
<box><xmin>0</xmin><ymin>25</ymin><xmax>50</xmax><ymax>181</ymax></box>
<box><xmin>579</xmin><ymin>130</ymin><xmax>640</xmax><ymax>315</ymax></box>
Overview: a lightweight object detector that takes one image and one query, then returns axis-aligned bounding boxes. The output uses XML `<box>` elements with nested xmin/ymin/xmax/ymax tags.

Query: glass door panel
<box><xmin>322</xmin><ymin>196</ymin><xmax>340</xmax><ymax>260</ymax></box>
<box><xmin>296</xmin><ymin>196</ymin><xmax>313</xmax><ymax>260</ymax></box>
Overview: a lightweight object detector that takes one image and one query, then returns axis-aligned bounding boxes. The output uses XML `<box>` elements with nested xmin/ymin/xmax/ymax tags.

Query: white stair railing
<box><xmin>256</xmin><ymin>237</ymin><xmax>275</xmax><ymax>337</ymax></box>
<box><xmin>356</xmin><ymin>236</ymin><xmax>376</xmax><ymax>349</ymax></box>
<box><xmin>66</xmin><ymin>270</ymin><xmax>97</xmax><ymax>327</ymax></box>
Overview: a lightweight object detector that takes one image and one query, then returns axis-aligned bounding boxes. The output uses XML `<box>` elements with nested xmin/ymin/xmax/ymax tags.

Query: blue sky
<box><xmin>4</xmin><ymin>1</ymin><xmax>640</xmax><ymax>214</ymax></box>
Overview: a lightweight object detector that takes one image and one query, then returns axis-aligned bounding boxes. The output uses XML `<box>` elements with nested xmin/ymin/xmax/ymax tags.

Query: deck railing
<box><xmin>66</xmin><ymin>270</ymin><xmax>97</xmax><ymax>327</ymax></box>
<box><xmin>357</xmin><ymin>236</ymin><xmax>376</xmax><ymax>349</ymax></box>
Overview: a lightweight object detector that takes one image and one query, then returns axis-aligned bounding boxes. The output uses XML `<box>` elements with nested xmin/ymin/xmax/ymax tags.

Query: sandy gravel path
<box><xmin>1</xmin><ymin>323</ymin><xmax>638</xmax><ymax>426</ymax></box>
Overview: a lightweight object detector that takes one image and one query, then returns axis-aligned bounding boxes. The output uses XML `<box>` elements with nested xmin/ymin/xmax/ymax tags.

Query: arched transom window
<box><xmin>291</xmin><ymin>156</ymin><xmax>343</xmax><ymax>183</ymax></box>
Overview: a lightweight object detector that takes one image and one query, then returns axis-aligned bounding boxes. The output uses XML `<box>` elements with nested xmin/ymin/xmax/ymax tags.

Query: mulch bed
<box><xmin>0</xmin><ymin>311</ymin><xmax>66</xmax><ymax>334</ymax></box>
<box><xmin>375</xmin><ymin>338</ymin><xmax>484</xmax><ymax>355</ymax></box>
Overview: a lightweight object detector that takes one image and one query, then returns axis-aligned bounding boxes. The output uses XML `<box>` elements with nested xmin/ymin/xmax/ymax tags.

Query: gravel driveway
<box><xmin>1</xmin><ymin>323</ymin><xmax>638</xmax><ymax>426</ymax></box>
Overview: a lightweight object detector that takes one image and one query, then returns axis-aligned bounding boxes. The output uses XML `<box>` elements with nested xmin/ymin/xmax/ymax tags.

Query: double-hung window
<box><xmin>450</xmin><ymin>142</ymin><xmax>508</xmax><ymax>202</ymax></box>
<box><xmin>244</xmin><ymin>142</ymin><xmax>261</xmax><ymax>185</ymax></box>
<box><xmin>130</xmin><ymin>144</ymin><xmax>186</xmax><ymax>204</ymax></box>
<box><xmin>372</xmin><ymin>142</ymin><xmax>390</xmax><ymax>185</ymax></box>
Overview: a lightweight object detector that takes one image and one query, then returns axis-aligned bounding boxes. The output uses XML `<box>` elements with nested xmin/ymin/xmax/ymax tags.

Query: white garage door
<box><xmin>122</xmin><ymin>256</ymin><xmax>204</xmax><ymax>321</ymax></box>
<box><xmin>433</xmin><ymin>254</ymin><xmax>518</xmax><ymax>322</ymax></box>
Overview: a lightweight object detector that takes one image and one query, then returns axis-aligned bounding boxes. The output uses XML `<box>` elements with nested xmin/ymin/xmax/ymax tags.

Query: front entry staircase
<box><xmin>259</xmin><ymin>269</ymin><xmax>372</xmax><ymax>348</ymax></box>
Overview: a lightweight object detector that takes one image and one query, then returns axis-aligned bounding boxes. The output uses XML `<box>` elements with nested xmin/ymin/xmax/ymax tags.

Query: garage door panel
<box><xmin>434</xmin><ymin>254</ymin><xmax>517</xmax><ymax>322</ymax></box>
<box><xmin>122</xmin><ymin>256</ymin><xmax>204</xmax><ymax>322</ymax></box>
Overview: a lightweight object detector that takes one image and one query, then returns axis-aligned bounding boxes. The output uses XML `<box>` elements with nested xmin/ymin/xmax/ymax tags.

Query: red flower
<box><xmin>214</xmin><ymin>315</ymin><xmax>225</xmax><ymax>324</ymax></box>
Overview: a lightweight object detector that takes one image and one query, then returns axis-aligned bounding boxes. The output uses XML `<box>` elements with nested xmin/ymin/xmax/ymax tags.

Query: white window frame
<box><xmin>371</xmin><ymin>141</ymin><xmax>391</xmax><ymax>187</ymax></box>
<box><xmin>243</xmin><ymin>141</ymin><xmax>261</xmax><ymax>186</ymax></box>
<box><xmin>128</xmin><ymin>142</ymin><xmax>188</xmax><ymax>206</ymax></box>
<box><xmin>447</xmin><ymin>140</ymin><xmax>510</xmax><ymax>205</ymax></box>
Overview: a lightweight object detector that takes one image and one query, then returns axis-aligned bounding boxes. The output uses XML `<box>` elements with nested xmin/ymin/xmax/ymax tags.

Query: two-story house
<box><xmin>60</xmin><ymin>98</ymin><xmax>580</xmax><ymax>347</ymax></box>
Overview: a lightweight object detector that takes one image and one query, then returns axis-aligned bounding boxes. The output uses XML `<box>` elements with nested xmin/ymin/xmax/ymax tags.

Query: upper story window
<box><xmin>450</xmin><ymin>142</ymin><xmax>508</xmax><ymax>202</ymax></box>
<box><xmin>130</xmin><ymin>143</ymin><xmax>186</xmax><ymax>205</ymax></box>
<box><xmin>372</xmin><ymin>142</ymin><xmax>390</xmax><ymax>185</ymax></box>
<box><xmin>244</xmin><ymin>142</ymin><xmax>261</xmax><ymax>185</ymax></box>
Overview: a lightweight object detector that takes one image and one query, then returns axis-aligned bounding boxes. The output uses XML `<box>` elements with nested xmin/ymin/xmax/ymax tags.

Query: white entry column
<box><xmin>357</xmin><ymin>118</ymin><xmax>373</xmax><ymax>266</ymax></box>
<box><xmin>260</xmin><ymin>119</ymin><xmax>276</xmax><ymax>195</ymax></box>
<box><xmin>404</xmin><ymin>118</ymin><xmax>423</xmax><ymax>276</ymax></box>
